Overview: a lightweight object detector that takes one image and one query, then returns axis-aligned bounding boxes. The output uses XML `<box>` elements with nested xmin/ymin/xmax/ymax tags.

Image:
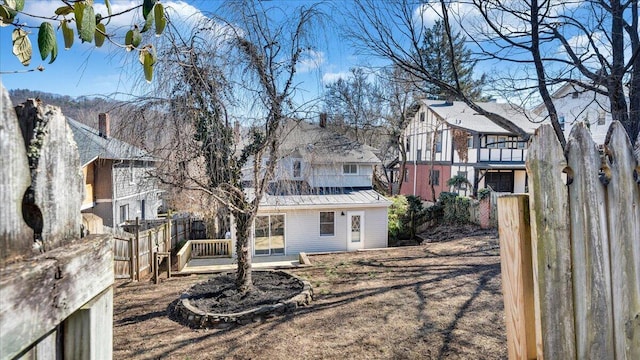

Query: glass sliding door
<box><xmin>253</xmin><ymin>214</ymin><xmax>285</xmax><ymax>256</ymax></box>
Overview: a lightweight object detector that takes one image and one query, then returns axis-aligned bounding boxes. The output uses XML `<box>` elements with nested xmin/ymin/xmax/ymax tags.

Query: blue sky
<box><xmin>0</xmin><ymin>0</ymin><xmax>371</xmax><ymax>101</ymax></box>
<box><xmin>0</xmin><ymin>1</ymin><xmax>628</xmax><ymax>108</ymax></box>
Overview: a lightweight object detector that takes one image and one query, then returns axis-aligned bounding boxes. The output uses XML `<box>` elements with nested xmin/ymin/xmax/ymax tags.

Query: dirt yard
<box><xmin>113</xmin><ymin>226</ymin><xmax>507</xmax><ymax>359</ymax></box>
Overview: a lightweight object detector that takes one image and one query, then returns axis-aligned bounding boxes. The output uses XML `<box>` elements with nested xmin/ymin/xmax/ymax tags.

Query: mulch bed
<box><xmin>183</xmin><ymin>271</ymin><xmax>304</xmax><ymax>314</ymax></box>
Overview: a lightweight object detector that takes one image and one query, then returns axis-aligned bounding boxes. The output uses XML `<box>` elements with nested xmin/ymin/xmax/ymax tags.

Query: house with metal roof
<box><xmin>402</xmin><ymin>99</ymin><xmax>541</xmax><ymax>200</ymax></box>
<box><xmin>237</xmin><ymin>119</ymin><xmax>391</xmax><ymax>256</ymax></box>
<box><xmin>68</xmin><ymin>114</ymin><xmax>162</xmax><ymax>228</ymax></box>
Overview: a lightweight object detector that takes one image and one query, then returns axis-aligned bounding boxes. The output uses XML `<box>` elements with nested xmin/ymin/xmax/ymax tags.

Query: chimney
<box><xmin>319</xmin><ymin>112</ymin><xmax>327</xmax><ymax>128</ymax></box>
<box><xmin>98</xmin><ymin>113</ymin><xmax>110</xmax><ymax>138</ymax></box>
<box><xmin>233</xmin><ymin>120</ymin><xmax>240</xmax><ymax>142</ymax></box>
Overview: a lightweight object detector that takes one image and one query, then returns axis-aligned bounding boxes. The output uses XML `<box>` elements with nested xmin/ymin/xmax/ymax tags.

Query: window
<box><xmin>119</xmin><ymin>204</ymin><xmax>129</xmax><ymax>224</ymax></box>
<box><xmin>467</xmin><ymin>135</ymin><xmax>474</xmax><ymax>148</ymax></box>
<box><xmin>254</xmin><ymin>215</ymin><xmax>285</xmax><ymax>255</ymax></box>
<box><xmin>457</xmin><ymin>171</ymin><xmax>468</xmax><ymax>190</ymax></box>
<box><xmin>343</xmin><ymin>164</ymin><xmax>358</xmax><ymax>175</ymax></box>
<box><xmin>293</xmin><ymin>160</ymin><xmax>301</xmax><ymax>178</ymax></box>
<box><xmin>498</xmin><ymin>136</ymin><xmax>507</xmax><ymax>148</ymax></box>
<box><xmin>435</xmin><ymin>131</ymin><xmax>442</xmax><ymax>152</ymax></box>
<box><xmin>419</xmin><ymin>112</ymin><xmax>425</xmax><ymax>122</ymax></box>
<box><xmin>598</xmin><ymin>111</ymin><xmax>606</xmax><ymax>125</ymax></box>
<box><xmin>517</xmin><ymin>139</ymin><xmax>526</xmax><ymax>149</ymax></box>
<box><xmin>140</xmin><ymin>199</ymin><xmax>146</xmax><ymax>220</ymax></box>
<box><xmin>406</xmin><ymin>137</ymin><xmax>410</xmax><ymax>152</ymax></box>
<box><xmin>487</xmin><ymin>135</ymin><xmax>497</xmax><ymax>148</ymax></box>
<box><xmin>320</xmin><ymin>212</ymin><xmax>335</xmax><ymax>236</ymax></box>
<box><xmin>404</xmin><ymin>169</ymin><xmax>409</xmax><ymax>182</ymax></box>
<box><xmin>416</xmin><ymin>149</ymin><xmax>422</xmax><ymax>162</ymax></box>
<box><xmin>559</xmin><ymin>116</ymin><xmax>565</xmax><ymax>130</ymax></box>
<box><xmin>430</xmin><ymin>169</ymin><xmax>440</xmax><ymax>186</ymax></box>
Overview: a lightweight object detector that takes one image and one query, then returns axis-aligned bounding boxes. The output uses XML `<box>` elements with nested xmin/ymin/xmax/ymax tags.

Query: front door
<box><xmin>254</xmin><ymin>214</ymin><xmax>285</xmax><ymax>256</ymax></box>
<box><xmin>347</xmin><ymin>211</ymin><xmax>364</xmax><ymax>251</ymax></box>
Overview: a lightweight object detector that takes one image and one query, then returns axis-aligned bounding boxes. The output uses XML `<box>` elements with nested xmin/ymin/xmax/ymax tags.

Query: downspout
<box><xmin>113</xmin><ymin>159</ymin><xmax>123</xmax><ymax>226</ymax></box>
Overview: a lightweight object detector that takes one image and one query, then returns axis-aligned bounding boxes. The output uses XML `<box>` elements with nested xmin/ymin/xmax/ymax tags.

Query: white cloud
<box><xmin>298</xmin><ymin>49</ymin><xmax>325</xmax><ymax>73</ymax></box>
<box><xmin>321</xmin><ymin>71</ymin><xmax>350</xmax><ymax>84</ymax></box>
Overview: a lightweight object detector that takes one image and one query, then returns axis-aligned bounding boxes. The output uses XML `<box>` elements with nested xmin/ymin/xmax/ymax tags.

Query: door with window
<box><xmin>254</xmin><ymin>214</ymin><xmax>285</xmax><ymax>256</ymax></box>
<box><xmin>347</xmin><ymin>211</ymin><xmax>365</xmax><ymax>251</ymax></box>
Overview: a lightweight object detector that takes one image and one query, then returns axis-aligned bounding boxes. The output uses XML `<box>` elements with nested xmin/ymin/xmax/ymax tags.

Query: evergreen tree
<box><xmin>420</xmin><ymin>20</ymin><xmax>485</xmax><ymax>101</ymax></box>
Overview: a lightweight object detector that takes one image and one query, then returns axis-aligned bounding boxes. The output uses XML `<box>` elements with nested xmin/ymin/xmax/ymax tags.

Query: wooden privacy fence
<box><xmin>498</xmin><ymin>122</ymin><xmax>640</xmax><ymax>359</ymax></box>
<box><xmin>115</xmin><ymin>217</ymin><xmax>174</xmax><ymax>280</ymax></box>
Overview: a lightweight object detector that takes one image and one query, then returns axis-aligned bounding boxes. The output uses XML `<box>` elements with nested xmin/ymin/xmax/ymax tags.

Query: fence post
<box><xmin>498</xmin><ymin>195</ymin><xmax>537</xmax><ymax>360</ymax></box>
<box><xmin>135</xmin><ymin>218</ymin><xmax>140</xmax><ymax>281</ymax></box>
<box><xmin>128</xmin><ymin>236</ymin><xmax>134</xmax><ymax>281</ymax></box>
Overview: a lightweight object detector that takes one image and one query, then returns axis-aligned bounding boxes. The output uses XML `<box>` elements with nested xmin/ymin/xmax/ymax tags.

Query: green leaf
<box><xmin>38</xmin><ymin>22</ymin><xmax>57</xmax><ymax>63</ymax></box>
<box><xmin>55</xmin><ymin>6</ymin><xmax>74</xmax><ymax>16</ymax></box>
<box><xmin>141</xmin><ymin>10</ymin><xmax>153</xmax><ymax>33</ymax></box>
<box><xmin>139</xmin><ymin>47</ymin><xmax>156</xmax><ymax>83</ymax></box>
<box><xmin>154</xmin><ymin>3</ymin><xmax>166</xmax><ymax>36</ymax></box>
<box><xmin>126</xmin><ymin>26</ymin><xmax>142</xmax><ymax>48</ymax></box>
<box><xmin>95</xmin><ymin>22</ymin><xmax>106</xmax><ymax>47</ymax></box>
<box><xmin>104</xmin><ymin>0</ymin><xmax>112</xmax><ymax>25</ymax></box>
<box><xmin>142</xmin><ymin>0</ymin><xmax>155</xmax><ymax>20</ymax></box>
<box><xmin>61</xmin><ymin>20</ymin><xmax>74</xmax><ymax>49</ymax></box>
<box><xmin>74</xmin><ymin>1</ymin><xmax>85</xmax><ymax>31</ymax></box>
<box><xmin>0</xmin><ymin>5</ymin><xmax>15</xmax><ymax>26</ymax></box>
<box><xmin>125</xmin><ymin>29</ymin><xmax>133</xmax><ymax>51</ymax></box>
<box><xmin>79</xmin><ymin>5</ymin><xmax>96</xmax><ymax>43</ymax></box>
<box><xmin>12</xmin><ymin>28</ymin><xmax>31</xmax><ymax>66</ymax></box>
<box><xmin>13</xmin><ymin>0</ymin><xmax>24</xmax><ymax>12</ymax></box>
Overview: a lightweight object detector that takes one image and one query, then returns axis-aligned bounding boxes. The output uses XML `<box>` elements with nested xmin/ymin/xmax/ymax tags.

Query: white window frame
<box><xmin>292</xmin><ymin>159</ymin><xmax>302</xmax><ymax>178</ymax></box>
<box><xmin>343</xmin><ymin>164</ymin><xmax>358</xmax><ymax>175</ymax></box>
<box><xmin>320</xmin><ymin>211</ymin><xmax>335</xmax><ymax>236</ymax></box>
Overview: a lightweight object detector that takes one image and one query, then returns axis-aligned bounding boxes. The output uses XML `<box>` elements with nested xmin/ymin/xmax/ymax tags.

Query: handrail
<box><xmin>176</xmin><ymin>239</ymin><xmax>233</xmax><ymax>272</ymax></box>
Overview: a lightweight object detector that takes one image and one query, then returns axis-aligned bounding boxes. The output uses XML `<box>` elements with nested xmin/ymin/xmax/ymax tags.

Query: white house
<box><xmin>238</xmin><ymin>119</ymin><xmax>391</xmax><ymax>257</ymax></box>
<box><xmin>402</xmin><ymin>99</ymin><xmax>540</xmax><ymax>200</ymax></box>
<box><xmin>532</xmin><ymin>83</ymin><xmax>616</xmax><ymax>144</ymax></box>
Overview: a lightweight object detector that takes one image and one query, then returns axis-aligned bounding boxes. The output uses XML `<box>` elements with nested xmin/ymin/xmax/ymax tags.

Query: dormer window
<box><xmin>419</xmin><ymin>112</ymin><xmax>425</xmax><ymax>122</ymax></box>
<box><xmin>343</xmin><ymin>164</ymin><xmax>358</xmax><ymax>175</ymax></box>
<box><xmin>572</xmin><ymin>92</ymin><xmax>579</xmax><ymax>99</ymax></box>
<box><xmin>293</xmin><ymin>160</ymin><xmax>302</xmax><ymax>178</ymax></box>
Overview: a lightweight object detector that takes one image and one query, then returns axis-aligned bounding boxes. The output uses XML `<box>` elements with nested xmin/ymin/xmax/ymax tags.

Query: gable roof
<box><xmin>67</xmin><ymin>117</ymin><xmax>155</xmax><ymax>166</ymax></box>
<box><xmin>278</xmin><ymin>120</ymin><xmax>381</xmax><ymax>164</ymax></box>
<box><xmin>421</xmin><ymin>99</ymin><xmax>542</xmax><ymax>135</ymax></box>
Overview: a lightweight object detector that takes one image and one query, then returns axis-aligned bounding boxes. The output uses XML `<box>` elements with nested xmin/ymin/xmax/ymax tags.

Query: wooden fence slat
<box><xmin>526</xmin><ymin>124</ymin><xmax>575</xmax><ymax>359</ymax></box>
<box><xmin>498</xmin><ymin>195</ymin><xmax>537</xmax><ymax>360</ymax></box>
<box><xmin>567</xmin><ymin>123</ymin><xmax>615</xmax><ymax>359</ymax></box>
<box><xmin>604</xmin><ymin>122</ymin><xmax>640</xmax><ymax>359</ymax></box>
<box><xmin>0</xmin><ymin>85</ymin><xmax>34</xmax><ymax>265</ymax></box>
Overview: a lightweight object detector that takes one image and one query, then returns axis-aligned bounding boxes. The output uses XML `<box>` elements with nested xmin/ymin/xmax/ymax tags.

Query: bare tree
<box><xmin>344</xmin><ymin>0</ymin><xmax>532</xmax><ymax>140</ymax></box>
<box><xmin>462</xmin><ymin>0</ymin><xmax>639</xmax><ymax>144</ymax></box>
<box><xmin>137</xmin><ymin>1</ymin><xmax>322</xmax><ymax>293</ymax></box>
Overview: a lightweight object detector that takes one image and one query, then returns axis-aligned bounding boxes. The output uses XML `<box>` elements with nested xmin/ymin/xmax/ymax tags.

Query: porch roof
<box><xmin>254</xmin><ymin>189</ymin><xmax>392</xmax><ymax>211</ymax></box>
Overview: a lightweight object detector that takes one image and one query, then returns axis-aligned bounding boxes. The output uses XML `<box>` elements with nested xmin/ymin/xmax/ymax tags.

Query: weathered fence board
<box><xmin>114</xmin><ymin>235</ymin><xmax>134</xmax><ymax>279</ymax></box>
<box><xmin>604</xmin><ymin>122</ymin><xmax>640</xmax><ymax>359</ymax></box>
<box><xmin>525</xmin><ymin>124</ymin><xmax>575</xmax><ymax>359</ymax></box>
<box><xmin>0</xmin><ymin>234</ymin><xmax>113</xmax><ymax>358</ymax></box>
<box><xmin>567</xmin><ymin>124</ymin><xmax>615</xmax><ymax>359</ymax></box>
<box><xmin>498</xmin><ymin>195</ymin><xmax>537</xmax><ymax>360</ymax></box>
<box><xmin>0</xmin><ymin>85</ymin><xmax>34</xmax><ymax>265</ymax></box>
<box><xmin>15</xmin><ymin>100</ymin><xmax>83</xmax><ymax>251</ymax></box>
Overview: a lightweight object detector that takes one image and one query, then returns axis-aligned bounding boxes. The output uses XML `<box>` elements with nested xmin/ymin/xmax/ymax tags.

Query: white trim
<box><xmin>113</xmin><ymin>189</ymin><xmax>158</xmax><ymax>202</ymax></box>
<box><xmin>259</xmin><ymin>202</ymin><xmax>390</xmax><ymax>212</ymax></box>
<box><xmin>95</xmin><ymin>199</ymin><xmax>113</xmax><ymax>204</ymax></box>
<box><xmin>80</xmin><ymin>202</ymin><xmax>95</xmax><ymax>210</ymax></box>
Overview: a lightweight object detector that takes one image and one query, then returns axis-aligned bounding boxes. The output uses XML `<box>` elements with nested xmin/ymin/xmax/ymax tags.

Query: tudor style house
<box><xmin>68</xmin><ymin>113</ymin><xmax>162</xmax><ymax>227</ymax></box>
<box><xmin>532</xmin><ymin>83</ymin><xmax>617</xmax><ymax>144</ymax></box>
<box><xmin>402</xmin><ymin>99</ymin><xmax>540</xmax><ymax>200</ymax></box>
<box><xmin>236</xmin><ymin>119</ymin><xmax>391</xmax><ymax>256</ymax></box>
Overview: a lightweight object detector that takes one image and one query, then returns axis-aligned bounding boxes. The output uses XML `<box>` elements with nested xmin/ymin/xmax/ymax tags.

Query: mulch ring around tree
<box><xmin>170</xmin><ymin>270</ymin><xmax>313</xmax><ymax>329</ymax></box>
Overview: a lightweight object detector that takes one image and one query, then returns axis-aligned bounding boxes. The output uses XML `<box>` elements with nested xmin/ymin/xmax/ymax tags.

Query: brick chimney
<box><xmin>319</xmin><ymin>112</ymin><xmax>327</xmax><ymax>128</ymax></box>
<box><xmin>98</xmin><ymin>113</ymin><xmax>110</xmax><ymax>138</ymax></box>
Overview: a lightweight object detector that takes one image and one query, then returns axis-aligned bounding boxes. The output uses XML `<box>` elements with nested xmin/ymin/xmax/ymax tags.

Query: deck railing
<box><xmin>177</xmin><ymin>239</ymin><xmax>233</xmax><ymax>272</ymax></box>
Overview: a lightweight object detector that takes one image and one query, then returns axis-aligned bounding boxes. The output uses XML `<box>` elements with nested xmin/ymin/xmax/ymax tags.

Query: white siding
<box><xmin>514</xmin><ymin>170</ymin><xmax>527</xmax><ymax>193</ymax></box>
<box><xmin>257</xmin><ymin>206</ymin><xmax>388</xmax><ymax>254</ymax></box>
<box><xmin>404</xmin><ymin>107</ymin><xmax>452</xmax><ymax>163</ymax></box>
<box><xmin>308</xmin><ymin>164</ymin><xmax>374</xmax><ymax>188</ymax></box>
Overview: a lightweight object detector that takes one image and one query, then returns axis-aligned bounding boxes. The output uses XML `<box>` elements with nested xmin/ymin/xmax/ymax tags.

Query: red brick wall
<box><xmin>400</xmin><ymin>164</ymin><xmax>451</xmax><ymax>202</ymax></box>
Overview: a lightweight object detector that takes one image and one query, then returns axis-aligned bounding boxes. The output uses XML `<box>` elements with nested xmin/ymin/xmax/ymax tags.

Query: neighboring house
<box><xmin>236</xmin><ymin>119</ymin><xmax>391</xmax><ymax>256</ymax></box>
<box><xmin>402</xmin><ymin>99</ymin><xmax>540</xmax><ymax>200</ymax></box>
<box><xmin>68</xmin><ymin>113</ymin><xmax>162</xmax><ymax>227</ymax></box>
<box><xmin>532</xmin><ymin>83</ymin><xmax>616</xmax><ymax>144</ymax></box>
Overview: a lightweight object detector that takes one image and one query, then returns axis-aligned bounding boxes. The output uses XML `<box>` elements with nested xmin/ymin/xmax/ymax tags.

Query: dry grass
<box><xmin>113</xmin><ymin>230</ymin><xmax>506</xmax><ymax>359</ymax></box>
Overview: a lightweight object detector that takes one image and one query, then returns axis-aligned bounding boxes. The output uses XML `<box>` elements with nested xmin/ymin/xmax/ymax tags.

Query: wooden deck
<box><xmin>179</xmin><ymin>255</ymin><xmax>300</xmax><ymax>273</ymax></box>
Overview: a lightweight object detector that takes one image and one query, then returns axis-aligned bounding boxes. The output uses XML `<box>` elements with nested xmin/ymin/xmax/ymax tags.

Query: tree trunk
<box><xmin>234</xmin><ymin>211</ymin><xmax>253</xmax><ymax>293</ymax></box>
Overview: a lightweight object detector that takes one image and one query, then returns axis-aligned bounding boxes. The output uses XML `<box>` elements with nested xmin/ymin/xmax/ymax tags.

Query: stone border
<box><xmin>173</xmin><ymin>269</ymin><xmax>313</xmax><ymax>329</ymax></box>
